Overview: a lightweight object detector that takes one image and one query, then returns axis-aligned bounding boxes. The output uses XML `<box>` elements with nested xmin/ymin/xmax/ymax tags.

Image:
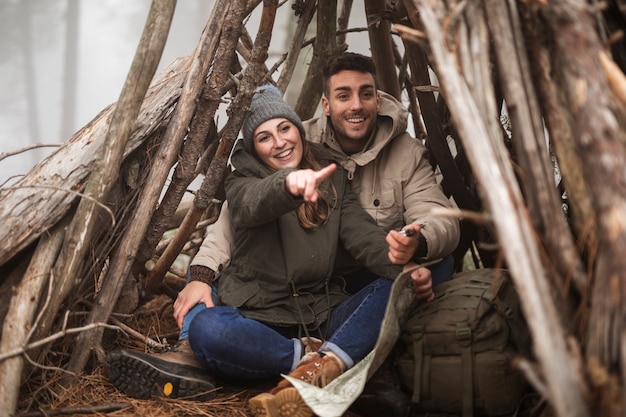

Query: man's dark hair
<box><xmin>322</xmin><ymin>52</ymin><xmax>378</xmax><ymax>97</ymax></box>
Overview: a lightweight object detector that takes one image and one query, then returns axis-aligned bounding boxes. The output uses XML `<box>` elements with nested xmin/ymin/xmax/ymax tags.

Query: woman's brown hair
<box><xmin>296</xmin><ymin>139</ymin><xmax>337</xmax><ymax>229</ymax></box>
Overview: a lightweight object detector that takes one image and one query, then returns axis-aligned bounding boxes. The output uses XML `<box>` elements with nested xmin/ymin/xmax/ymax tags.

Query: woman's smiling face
<box><xmin>253</xmin><ymin>118</ymin><xmax>303</xmax><ymax>170</ymax></box>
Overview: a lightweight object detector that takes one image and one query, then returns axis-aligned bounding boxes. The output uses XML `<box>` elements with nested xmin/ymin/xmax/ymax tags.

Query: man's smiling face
<box><xmin>321</xmin><ymin>70</ymin><xmax>380</xmax><ymax>154</ymax></box>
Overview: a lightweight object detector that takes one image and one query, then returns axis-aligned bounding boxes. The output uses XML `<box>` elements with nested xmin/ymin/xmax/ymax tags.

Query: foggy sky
<box><xmin>0</xmin><ymin>1</ymin><xmax>370</xmax><ymax>186</ymax></box>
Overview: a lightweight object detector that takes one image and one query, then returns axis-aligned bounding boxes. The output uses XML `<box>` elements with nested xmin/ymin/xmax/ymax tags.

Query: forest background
<box><xmin>0</xmin><ymin>0</ymin><xmax>370</xmax><ymax>186</ymax></box>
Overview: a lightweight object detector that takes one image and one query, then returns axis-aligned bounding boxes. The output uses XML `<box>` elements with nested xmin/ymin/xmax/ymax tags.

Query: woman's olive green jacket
<box><xmin>217</xmin><ymin>141</ymin><xmax>401</xmax><ymax>329</ymax></box>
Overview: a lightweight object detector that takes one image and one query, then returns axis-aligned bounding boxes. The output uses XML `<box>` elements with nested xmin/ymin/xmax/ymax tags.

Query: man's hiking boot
<box><xmin>248</xmin><ymin>351</ymin><xmax>343</xmax><ymax>417</ymax></box>
<box><xmin>350</xmin><ymin>379</ymin><xmax>410</xmax><ymax>417</ymax></box>
<box><xmin>350</xmin><ymin>357</ymin><xmax>410</xmax><ymax>417</ymax></box>
<box><xmin>104</xmin><ymin>339</ymin><xmax>217</xmax><ymax>401</ymax></box>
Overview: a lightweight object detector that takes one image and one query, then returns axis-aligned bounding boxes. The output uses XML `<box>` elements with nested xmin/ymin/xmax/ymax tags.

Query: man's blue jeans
<box><xmin>430</xmin><ymin>254</ymin><xmax>455</xmax><ymax>287</ymax></box>
<box><xmin>187</xmin><ymin>277</ymin><xmax>392</xmax><ymax>380</ymax></box>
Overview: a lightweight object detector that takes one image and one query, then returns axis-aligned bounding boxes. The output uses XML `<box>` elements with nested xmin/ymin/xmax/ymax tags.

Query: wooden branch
<box><xmin>407</xmin><ymin>1</ymin><xmax>590</xmax><ymax>416</ymax></box>
<box><xmin>144</xmin><ymin>0</ymin><xmax>248</xmax><ymax>293</ymax></box>
<box><xmin>0</xmin><ymin>322</ymin><xmax>120</xmax><ymax>363</ymax></box>
<box><xmin>0</xmin><ymin>143</ymin><xmax>61</xmax><ymax>163</ymax></box>
<box><xmin>402</xmin><ymin>33</ymin><xmax>476</xmax><ymax>211</ymax></box>
<box><xmin>135</xmin><ymin>117</ymin><xmax>212</xmax><ymax>265</ymax></box>
<box><xmin>64</xmin><ymin>0</ymin><xmax>227</xmax><ymax>376</ymax></box>
<box><xmin>0</xmin><ymin>54</ymin><xmax>190</xmax><ymax>269</ymax></box>
<box><xmin>294</xmin><ymin>0</ymin><xmax>338</xmax><ymax>119</ymax></box>
<box><xmin>601</xmin><ymin>50</ymin><xmax>626</xmax><ymax>108</ymax></box>
<box><xmin>0</xmin><ymin>218</ymin><xmax>67</xmax><ymax>417</ymax></box>
<box><xmin>537</xmin><ymin>3</ymin><xmax>626</xmax><ymax>401</ymax></box>
<box><xmin>188</xmin><ymin>0</ymin><xmax>279</xmax><ymax>258</ymax></box>
<box><xmin>277</xmin><ymin>0</ymin><xmax>316</xmax><ymax>92</ymax></box>
<box><xmin>3</xmin><ymin>184</ymin><xmax>116</xmax><ymax>226</ymax></box>
<box><xmin>16</xmin><ymin>403</ymin><xmax>131</xmax><ymax>417</ymax></box>
<box><xmin>365</xmin><ymin>0</ymin><xmax>401</xmax><ymax>99</ymax></box>
<box><xmin>514</xmin><ymin>357</ymin><xmax>549</xmax><ymax>398</ymax></box>
<box><xmin>29</xmin><ymin>0</ymin><xmax>176</xmax><ymax>384</ymax></box>
<box><xmin>193</xmin><ymin>0</ymin><xmax>280</xmax><ymax>203</ymax></box>
<box><xmin>520</xmin><ymin>5</ymin><xmax>599</xmax><ymax>274</ymax></box>
<box><xmin>237</xmin><ymin>25</ymin><xmax>270</xmax><ymax>77</ymax></box>
<box><xmin>107</xmin><ymin>315</ymin><xmax>167</xmax><ymax>350</ymax></box>
<box><xmin>486</xmin><ymin>0</ymin><xmax>588</xmax><ymax>297</ymax></box>
<box><xmin>336</xmin><ymin>0</ymin><xmax>353</xmax><ymax>49</ymax></box>
<box><xmin>301</xmin><ymin>27</ymin><xmax>371</xmax><ymax>49</ymax></box>
<box><xmin>401</xmin><ymin>56</ymin><xmax>428</xmax><ymax>141</ymax></box>
<box><xmin>137</xmin><ymin>0</ymin><xmax>260</xmax><ymax>266</ymax></box>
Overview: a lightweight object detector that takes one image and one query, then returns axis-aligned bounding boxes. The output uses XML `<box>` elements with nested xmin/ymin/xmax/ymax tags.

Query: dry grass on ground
<box><xmin>19</xmin><ymin>368</ymin><xmax>263</xmax><ymax>417</ymax></box>
<box><xmin>15</xmin><ymin>294</ymin><xmax>363</xmax><ymax>417</ymax></box>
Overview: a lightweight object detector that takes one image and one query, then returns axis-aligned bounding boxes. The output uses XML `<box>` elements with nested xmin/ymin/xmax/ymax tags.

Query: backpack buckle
<box><xmin>412</xmin><ymin>324</ymin><xmax>424</xmax><ymax>341</ymax></box>
<box><xmin>456</xmin><ymin>324</ymin><xmax>472</xmax><ymax>346</ymax></box>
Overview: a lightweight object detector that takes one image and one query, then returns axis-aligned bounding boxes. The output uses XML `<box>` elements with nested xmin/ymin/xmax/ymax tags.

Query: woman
<box><xmin>187</xmin><ymin>85</ymin><xmax>403</xmax><ymax>417</ymax></box>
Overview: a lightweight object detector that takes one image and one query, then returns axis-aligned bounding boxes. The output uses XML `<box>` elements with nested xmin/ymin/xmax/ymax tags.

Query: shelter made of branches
<box><xmin>1</xmin><ymin>1</ymin><xmax>626</xmax><ymax>416</ymax></box>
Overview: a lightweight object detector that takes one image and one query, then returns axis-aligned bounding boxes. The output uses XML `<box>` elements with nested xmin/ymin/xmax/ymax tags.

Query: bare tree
<box><xmin>18</xmin><ymin>1</ymin><xmax>41</xmax><ymax>151</ymax></box>
<box><xmin>59</xmin><ymin>0</ymin><xmax>79</xmax><ymax>141</ymax></box>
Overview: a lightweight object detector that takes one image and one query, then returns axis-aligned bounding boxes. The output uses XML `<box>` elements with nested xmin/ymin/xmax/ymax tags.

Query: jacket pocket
<box><xmin>361</xmin><ymin>184</ymin><xmax>402</xmax><ymax>229</ymax></box>
<box><xmin>217</xmin><ymin>279</ymin><xmax>260</xmax><ymax>308</ymax></box>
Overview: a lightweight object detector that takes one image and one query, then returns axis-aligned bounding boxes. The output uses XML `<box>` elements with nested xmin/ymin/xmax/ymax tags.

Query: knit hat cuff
<box><xmin>242</xmin><ymin>85</ymin><xmax>306</xmax><ymax>153</ymax></box>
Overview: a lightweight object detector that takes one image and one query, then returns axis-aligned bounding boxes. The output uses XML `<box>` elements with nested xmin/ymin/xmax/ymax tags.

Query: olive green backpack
<box><xmin>396</xmin><ymin>268</ymin><xmax>531</xmax><ymax>417</ymax></box>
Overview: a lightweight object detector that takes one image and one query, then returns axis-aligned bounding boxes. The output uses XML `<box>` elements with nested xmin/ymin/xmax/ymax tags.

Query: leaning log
<box><xmin>0</xmin><ymin>217</ymin><xmax>67</xmax><ymax>415</ymax></box>
<box><xmin>63</xmin><ymin>0</ymin><xmax>235</xmax><ymax>376</ymax></box>
<box><xmin>0</xmin><ymin>55</ymin><xmax>191</xmax><ymax>270</ymax></box>
<box><xmin>403</xmin><ymin>1</ymin><xmax>591</xmax><ymax>416</ymax></box>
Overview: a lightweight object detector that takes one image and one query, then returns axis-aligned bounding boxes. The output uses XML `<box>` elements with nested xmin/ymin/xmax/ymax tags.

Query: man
<box><xmin>104</xmin><ymin>52</ymin><xmax>460</xmax><ymax>412</ymax></box>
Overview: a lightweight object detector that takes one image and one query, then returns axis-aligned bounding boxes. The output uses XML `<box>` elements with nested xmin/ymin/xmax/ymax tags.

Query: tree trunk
<box><xmin>59</xmin><ymin>0</ymin><xmax>80</xmax><ymax>141</ymax></box>
<box><xmin>485</xmin><ymin>0</ymin><xmax>587</xmax><ymax>300</ymax></box>
<box><xmin>536</xmin><ymin>3</ymin><xmax>626</xmax><ymax>415</ymax></box>
<box><xmin>520</xmin><ymin>3</ymin><xmax>599</xmax><ymax>280</ymax></box>
<box><xmin>365</xmin><ymin>0</ymin><xmax>401</xmax><ymax>99</ymax></box>
<box><xmin>294</xmin><ymin>0</ymin><xmax>338</xmax><ymax>119</ymax></box>
<box><xmin>19</xmin><ymin>0</ymin><xmax>40</xmax><ymax>151</ymax></box>
<box><xmin>277</xmin><ymin>0</ymin><xmax>316</xmax><ymax>93</ymax></box>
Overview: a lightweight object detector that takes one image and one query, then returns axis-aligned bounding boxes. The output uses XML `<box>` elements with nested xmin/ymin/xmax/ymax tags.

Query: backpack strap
<box><xmin>457</xmin><ymin>323</ymin><xmax>474</xmax><ymax>417</ymax></box>
<box><xmin>411</xmin><ymin>324</ymin><xmax>425</xmax><ymax>403</ymax></box>
<box><xmin>491</xmin><ymin>274</ymin><xmax>531</xmax><ymax>358</ymax></box>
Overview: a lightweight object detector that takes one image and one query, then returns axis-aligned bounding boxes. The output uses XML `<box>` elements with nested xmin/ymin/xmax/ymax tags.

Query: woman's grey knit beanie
<box><xmin>242</xmin><ymin>85</ymin><xmax>306</xmax><ymax>153</ymax></box>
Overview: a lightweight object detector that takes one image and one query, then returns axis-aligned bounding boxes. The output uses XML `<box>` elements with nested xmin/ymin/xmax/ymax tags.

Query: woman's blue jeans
<box><xmin>187</xmin><ymin>277</ymin><xmax>393</xmax><ymax>380</ymax></box>
<box><xmin>181</xmin><ymin>256</ymin><xmax>455</xmax><ymax>381</ymax></box>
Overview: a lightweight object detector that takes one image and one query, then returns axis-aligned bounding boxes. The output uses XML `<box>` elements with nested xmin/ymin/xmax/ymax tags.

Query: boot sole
<box><xmin>248</xmin><ymin>387</ymin><xmax>312</xmax><ymax>417</ymax></box>
<box><xmin>104</xmin><ymin>349</ymin><xmax>217</xmax><ymax>401</ymax></box>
